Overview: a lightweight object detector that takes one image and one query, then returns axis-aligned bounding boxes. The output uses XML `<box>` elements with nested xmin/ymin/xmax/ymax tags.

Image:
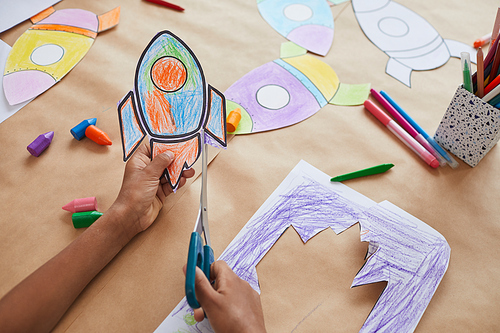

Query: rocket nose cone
<box><xmin>3</xmin><ymin>70</ymin><xmax>56</xmax><ymax>105</ymax></box>
<box><xmin>287</xmin><ymin>25</ymin><xmax>333</xmax><ymax>56</ymax></box>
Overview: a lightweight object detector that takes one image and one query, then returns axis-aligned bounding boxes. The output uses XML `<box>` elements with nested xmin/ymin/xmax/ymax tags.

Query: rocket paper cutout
<box><xmin>225</xmin><ymin>42</ymin><xmax>370</xmax><ymax>134</ymax></box>
<box><xmin>257</xmin><ymin>0</ymin><xmax>334</xmax><ymax>56</ymax></box>
<box><xmin>3</xmin><ymin>6</ymin><xmax>120</xmax><ymax>105</ymax></box>
<box><xmin>352</xmin><ymin>0</ymin><xmax>477</xmax><ymax>87</ymax></box>
<box><xmin>117</xmin><ymin>31</ymin><xmax>227</xmax><ymax>190</ymax></box>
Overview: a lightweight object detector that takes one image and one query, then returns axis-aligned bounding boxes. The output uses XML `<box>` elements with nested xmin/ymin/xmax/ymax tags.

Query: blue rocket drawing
<box><xmin>257</xmin><ymin>0</ymin><xmax>334</xmax><ymax>56</ymax></box>
<box><xmin>352</xmin><ymin>0</ymin><xmax>477</xmax><ymax>87</ymax></box>
<box><xmin>117</xmin><ymin>31</ymin><xmax>227</xmax><ymax>190</ymax></box>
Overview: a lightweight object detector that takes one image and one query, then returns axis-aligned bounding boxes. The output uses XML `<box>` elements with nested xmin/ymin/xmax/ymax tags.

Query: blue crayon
<box><xmin>380</xmin><ymin>91</ymin><xmax>459</xmax><ymax>168</ymax></box>
<box><xmin>71</xmin><ymin>118</ymin><xmax>97</xmax><ymax>140</ymax></box>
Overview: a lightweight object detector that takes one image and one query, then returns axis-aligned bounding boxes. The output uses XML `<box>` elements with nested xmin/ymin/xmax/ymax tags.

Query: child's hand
<box><xmin>110</xmin><ymin>143</ymin><xmax>195</xmax><ymax>240</ymax></box>
<box><xmin>190</xmin><ymin>261</ymin><xmax>267</xmax><ymax>333</ymax></box>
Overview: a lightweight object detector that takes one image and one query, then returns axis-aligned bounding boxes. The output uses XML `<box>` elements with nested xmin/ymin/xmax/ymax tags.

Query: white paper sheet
<box><xmin>0</xmin><ymin>0</ymin><xmax>62</xmax><ymax>33</ymax></box>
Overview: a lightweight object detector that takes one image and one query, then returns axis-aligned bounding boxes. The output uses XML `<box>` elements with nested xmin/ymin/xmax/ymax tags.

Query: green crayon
<box><xmin>331</xmin><ymin>163</ymin><xmax>394</xmax><ymax>182</ymax></box>
<box><xmin>72</xmin><ymin>211</ymin><xmax>103</xmax><ymax>228</ymax></box>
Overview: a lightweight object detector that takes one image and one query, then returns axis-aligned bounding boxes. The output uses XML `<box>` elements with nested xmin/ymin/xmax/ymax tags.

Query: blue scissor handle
<box><xmin>186</xmin><ymin>232</ymin><xmax>213</xmax><ymax>309</ymax></box>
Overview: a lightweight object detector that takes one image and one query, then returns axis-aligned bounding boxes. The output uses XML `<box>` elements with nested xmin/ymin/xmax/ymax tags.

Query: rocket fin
<box><xmin>444</xmin><ymin>39</ymin><xmax>477</xmax><ymax>64</ymax></box>
<box><xmin>98</xmin><ymin>7</ymin><xmax>120</xmax><ymax>33</ymax></box>
<box><xmin>386</xmin><ymin>58</ymin><xmax>412</xmax><ymax>87</ymax></box>
<box><xmin>204</xmin><ymin>85</ymin><xmax>227</xmax><ymax>148</ymax></box>
<box><xmin>30</xmin><ymin>7</ymin><xmax>55</xmax><ymax>24</ymax></box>
<box><xmin>151</xmin><ymin>135</ymin><xmax>200</xmax><ymax>190</ymax></box>
<box><xmin>117</xmin><ymin>91</ymin><xmax>146</xmax><ymax>161</ymax></box>
<box><xmin>280</xmin><ymin>41</ymin><xmax>307</xmax><ymax>59</ymax></box>
<box><xmin>329</xmin><ymin>82</ymin><xmax>371</xmax><ymax>106</ymax></box>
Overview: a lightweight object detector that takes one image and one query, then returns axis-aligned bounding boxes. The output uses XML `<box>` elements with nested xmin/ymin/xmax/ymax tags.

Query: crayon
<box><xmin>85</xmin><ymin>125</ymin><xmax>112</xmax><ymax>145</ymax></box>
<box><xmin>27</xmin><ymin>131</ymin><xmax>54</xmax><ymax>157</ymax></box>
<box><xmin>62</xmin><ymin>197</ymin><xmax>98</xmax><ymax>213</ymax></box>
<box><xmin>331</xmin><ymin>163</ymin><xmax>394</xmax><ymax>182</ymax></box>
<box><xmin>71</xmin><ymin>118</ymin><xmax>97</xmax><ymax>140</ymax></box>
<box><xmin>226</xmin><ymin>108</ymin><xmax>242</xmax><ymax>132</ymax></box>
<box><xmin>72</xmin><ymin>211</ymin><xmax>103</xmax><ymax>228</ymax></box>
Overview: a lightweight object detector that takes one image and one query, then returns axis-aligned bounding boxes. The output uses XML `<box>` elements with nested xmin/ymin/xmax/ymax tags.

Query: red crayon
<box><xmin>143</xmin><ymin>0</ymin><xmax>184</xmax><ymax>11</ymax></box>
<box><xmin>63</xmin><ymin>197</ymin><xmax>98</xmax><ymax>213</ymax></box>
<box><xmin>85</xmin><ymin>125</ymin><xmax>112</xmax><ymax>145</ymax></box>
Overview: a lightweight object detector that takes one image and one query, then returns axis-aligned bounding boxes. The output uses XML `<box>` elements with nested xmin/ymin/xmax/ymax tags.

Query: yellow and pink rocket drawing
<box><xmin>2</xmin><ymin>6</ymin><xmax>120</xmax><ymax>105</ymax></box>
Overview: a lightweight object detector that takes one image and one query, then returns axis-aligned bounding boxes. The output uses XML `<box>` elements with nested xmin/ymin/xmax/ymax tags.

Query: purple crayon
<box><xmin>27</xmin><ymin>131</ymin><xmax>54</xmax><ymax>157</ymax></box>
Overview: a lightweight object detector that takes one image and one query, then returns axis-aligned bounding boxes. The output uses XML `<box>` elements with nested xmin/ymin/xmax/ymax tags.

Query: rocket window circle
<box><xmin>256</xmin><ymin>85</ymin><xmax>290</xmax><ymax>110</ymax></box>
<box><xmin>284</xmin><ymin>4</ymin><xmax>313</xmax><ymax>22</ymax></box>
<box><xmin>151</xmin><ymin>56</ymin><xmax>187</xmax><ymax>93</ymax></box>
<box><xmin>378</xmin><ymin>17</ymin><xmax>409</xmax><ymax>37</ymax></box>
<box><xmin>30</xmin><ymin>44</ymin><xmax>64</xmax><ymax>66</ymax></box>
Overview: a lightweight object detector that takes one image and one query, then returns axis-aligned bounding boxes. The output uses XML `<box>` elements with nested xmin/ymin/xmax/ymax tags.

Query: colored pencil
<box><xmin>143</xmin><ymin>0</ymin><xmax>184</xmax><ymax>12</ymax></box>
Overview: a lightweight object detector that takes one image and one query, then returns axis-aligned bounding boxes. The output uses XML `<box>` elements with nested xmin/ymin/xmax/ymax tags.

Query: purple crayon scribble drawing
<box><xmin>154</xmin><ymin>161</ymin><xmax>450</xmax><ymax>333</ymax></box>
<box><xmin>355</xmin><ymin>201</ymin><xmax>450</xmax><ymax>332</ymax></box>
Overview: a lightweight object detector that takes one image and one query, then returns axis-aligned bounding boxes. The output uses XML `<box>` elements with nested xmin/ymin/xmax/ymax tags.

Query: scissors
<box><xmin>185</xmin><ymin>132</ymin><xmax>214</xmax><ymax>309</ymax></box>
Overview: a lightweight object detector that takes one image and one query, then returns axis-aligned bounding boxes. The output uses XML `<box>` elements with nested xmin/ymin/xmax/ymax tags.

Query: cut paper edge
<box><xmin>98</xmin><ymin>7</ymin><xmax>120</xmax><ymax>33</ymax></box>
<box><xmin>30</xmin><ymin>6</ymin><xmax>55</xmax><ymax>23</ymax></box>
<box><xmin>151</xmin><ymin>135</ymin><xmax>200</xmax><ymax>190</ymax></box>
<box><xmin>330</xmin><ymin>82</ymin><xmax>371</xmax><ymax>106</ymax></box>
<box><xmin>280</xmin><ymin>41</ymin><xmax>307</xmax><ymax>59</ymax></box>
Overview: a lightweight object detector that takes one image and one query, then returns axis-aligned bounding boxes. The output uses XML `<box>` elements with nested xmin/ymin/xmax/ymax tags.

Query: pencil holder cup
<box><xmin>434</xmin><ymin>86</ymin><xmax>500</xmax><ymax>167</ymax></box>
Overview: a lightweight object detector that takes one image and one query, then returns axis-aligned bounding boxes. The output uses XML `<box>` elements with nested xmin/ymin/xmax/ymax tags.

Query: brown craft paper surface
<box><xmin>1</xmin><ymin>0</ymin><xmax>499</xmax><ymax>332</ymax></box>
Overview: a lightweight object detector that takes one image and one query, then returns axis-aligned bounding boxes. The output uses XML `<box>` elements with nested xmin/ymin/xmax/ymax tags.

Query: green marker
<box><xmin>461</xmin><ymin>52</ymin><xmax>473</xmax><ymax>93</ymax></box>
<box><xmin>72</xmin><ymin>211</ymin><xmax>103</xmax><ymax>228</ymax></box>
<box><xmin>330</xmin><ymin>163</ymin><xmax>394</xmax><ymax>182</ymax></box>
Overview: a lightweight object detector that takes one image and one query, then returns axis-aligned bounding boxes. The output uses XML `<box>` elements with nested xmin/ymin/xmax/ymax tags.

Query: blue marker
<box><xmin>380</xmin><ymin>91</ymin><xmax>458</xmax><ymax>168</ymax></box>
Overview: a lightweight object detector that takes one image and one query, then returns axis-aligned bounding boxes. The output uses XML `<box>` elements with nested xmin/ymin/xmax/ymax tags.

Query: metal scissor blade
<box><xmin>193</xmin><ymin>131</ymin><xmax>211</xmax><ymax>247</ymax></box>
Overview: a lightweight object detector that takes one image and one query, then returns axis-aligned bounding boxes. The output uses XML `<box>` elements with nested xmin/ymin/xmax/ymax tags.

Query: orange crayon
<box><xmin>85</xmin><ymin>125</ymin><xmax>112</xmax><ymax>145</ymax></box>
<box><xmin>226</xmin><ymin>108</ymin><xmax>242</xmax><ymax>133</ymax></box>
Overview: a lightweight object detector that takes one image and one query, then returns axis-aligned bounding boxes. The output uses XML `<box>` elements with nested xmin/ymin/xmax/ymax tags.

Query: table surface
<box><xmin>1</xmin><ymin>0</ymin><xmax>499</xmax><ymax>332</ymax></box>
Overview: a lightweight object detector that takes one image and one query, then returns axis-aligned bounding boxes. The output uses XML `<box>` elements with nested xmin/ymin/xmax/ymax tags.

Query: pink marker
<box><xmin>364</xmin><ymin>100</ymin><xmax>439</xmax><ymax>169</ymax></box>
<box><xmin>62</xmin><ymin>197</ymin><xmax>98</xmax><ymax>213</ymax></box>
<box><xmin>370</xmin><ymin>89</ymin><xmax>446</xmax><ymax>166</ymax></box>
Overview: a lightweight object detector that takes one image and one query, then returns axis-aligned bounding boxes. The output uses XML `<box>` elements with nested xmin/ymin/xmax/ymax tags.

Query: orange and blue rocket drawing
<box><xmin>117</xmin><ymin>31</ymin><xmax>227</xmax><ymax>190</ymax></box>
<box><xmin>2</xmin><ymin>6</ymin><xmax>120</xmax><ymax>105</ymax></box>
<box><xmin>257</xmin><ymin>0</ymin><xmax>334</xmax><ymax>56</ymax></box>
<box><xmin>225</xmin><ymin>46</ymin><xmax>370</xmax><ymax>134</ymax></box>
<box><xmin>352</xmin><ymin>0</ymin><xmax>477</xmax><ymax>87</ymax></box>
